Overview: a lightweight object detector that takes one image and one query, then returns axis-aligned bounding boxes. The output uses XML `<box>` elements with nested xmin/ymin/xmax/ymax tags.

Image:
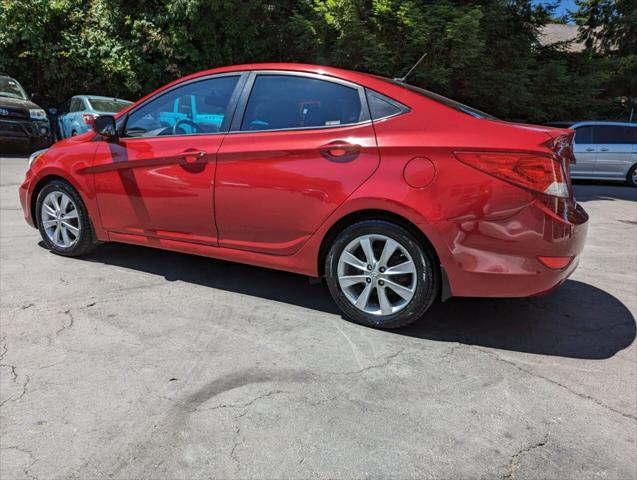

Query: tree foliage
<box><xmin>0</xmin><ymin>0</ymin><xmax>634</xmax><ymax>123</ymax></box>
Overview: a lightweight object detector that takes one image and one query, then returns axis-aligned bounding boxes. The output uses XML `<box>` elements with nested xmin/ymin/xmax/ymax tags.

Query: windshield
<box><xmin>88</xmin><ymin>98</ymin><xmax>132</xmax><ymax>112</ymax></box>
<box><xmin>380</xmin><ymin>77</ymin><xmax>496</xmax><ymax>120</ymax></box>
<box><xmin>0</xmin><ymin>77</ymin><xmax>28</xmax><ymax>100</ymax></box>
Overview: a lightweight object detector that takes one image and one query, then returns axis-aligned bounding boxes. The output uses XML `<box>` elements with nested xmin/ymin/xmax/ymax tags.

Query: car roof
<box><xmin>126</xmin><ymin>63</ymin><xmax>385</xmax><ymax>111</ymax></box>
<box><xmin>73</xmin><ymin>95</ymin><xmax>131</xmax><ymax>102</ymax></box>
<box><xmin>569</xmin><ymin>121</ymin><xmax>636</xmax><ymax>128</ymax></box>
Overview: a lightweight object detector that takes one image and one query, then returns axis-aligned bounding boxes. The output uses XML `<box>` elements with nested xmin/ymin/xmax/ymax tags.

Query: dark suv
<box><xmin>0</xmin><ymin>75</ymin><xmax>51</xmax><ymax>153</ymax></box>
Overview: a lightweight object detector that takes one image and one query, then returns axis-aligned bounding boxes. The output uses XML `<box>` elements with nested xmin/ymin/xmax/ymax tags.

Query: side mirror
<box><xmin>93</xmin><ymin>115</ymin><xmax>118</xmax><ymax>139</ymax></box>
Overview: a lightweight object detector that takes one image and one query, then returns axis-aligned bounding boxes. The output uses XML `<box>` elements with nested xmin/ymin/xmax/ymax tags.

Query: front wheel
<box><xmin>36</xmin><ymin>180</ymin><xmax>97</xmax><ymax>256</ymax></box>
<box><xmin>325</xmin><ymin>220</ymin><xmax>439</xmax><ymax>329</ymax></box>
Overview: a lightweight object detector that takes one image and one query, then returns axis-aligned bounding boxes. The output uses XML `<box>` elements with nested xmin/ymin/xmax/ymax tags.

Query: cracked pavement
<box><xmin>1</xmin><ymin>156</ymin><xmax>636</xmax><ymax>479</ymax></box>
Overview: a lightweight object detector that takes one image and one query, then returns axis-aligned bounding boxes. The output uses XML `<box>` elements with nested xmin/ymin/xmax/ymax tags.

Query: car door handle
<box><xmin>585</xmin><ymin>147</ymin><xmax>595</xmax><ymax>152</ymax></box>
<box><xmin>600</xmin><ymin>148</ymin><xmax>609</xmax><ymax>152</ymax></box>
<box><xmin>319</xmin><ymin>141</ymin><xmax>361</xmax><ymax>162</ymax></box>
<box><xmin>177</xmin><ymin>149</ymin><xmax>206</xmax><ymax>163</ymax></box>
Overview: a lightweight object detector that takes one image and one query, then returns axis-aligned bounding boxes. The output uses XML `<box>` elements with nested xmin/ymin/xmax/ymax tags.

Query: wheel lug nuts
<box><xmin>366</xmin><ymin>278</ymin><xmax>371</xmax><ymax>283</ymax></box>
<box><xmin>378</xmin><ymin>280</ymin><xmax>385</xmax><ymax>286</ymax></box>
<box><xmin>380</xmin><ymin>267</ymin><xmax>386</xmax><ymax>273</ymax></box>
<box><xmin>367</xmin><ymin>265</ymin><xmax>372</xmax><ymax>271</ymax></box>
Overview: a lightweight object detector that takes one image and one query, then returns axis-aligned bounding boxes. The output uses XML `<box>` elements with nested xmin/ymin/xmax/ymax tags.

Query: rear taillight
<box><xmin>454</xmin><ymin>151</ymin><xmax>569</xmax><ymax>198</ymax></box>
<box><xmin>83</xmin><ymin>114</ymin><xmax>97</xmax><ymax>125</ymax></box>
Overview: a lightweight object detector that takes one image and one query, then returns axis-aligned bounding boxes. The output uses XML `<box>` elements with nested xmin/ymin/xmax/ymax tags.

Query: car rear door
<box><xmin>594</xmin><ymin>125</ymin><xmax>637</xmax><ymax>179</ymax></box>
<box><xmin>215</xmin><ymin>72</ymin><xmax>380</xmax><ymax>255</ymax></box>
<box><xmin>63</xmin><ymin>98</ymin><xmax>80</xmax><ymax>137</ymax></box>
<box><xmin>571</xmin><ymin>125</ymin><xmax>597</xmax><ymax>178</ymax></box>
<box><xmin>91</xmin><ymin>73</ymin><xmax>245</xmax><ymax>245</ymax></box>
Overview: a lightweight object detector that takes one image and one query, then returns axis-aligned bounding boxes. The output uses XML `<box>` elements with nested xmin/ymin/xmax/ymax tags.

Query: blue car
<box><xmin>57</xmin><ymin>95</ymin><xmax>132</xmax><ymax>138</ymax></box>
<box><xmin>127</xmin><ymin>90</ymin><xmax>227</xmax><ymax>136</ymax></box>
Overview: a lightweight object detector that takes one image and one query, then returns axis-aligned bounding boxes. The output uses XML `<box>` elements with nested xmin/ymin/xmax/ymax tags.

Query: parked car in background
<box><xmin>56</xmin><ymin>95</ymin><xmax>132</xmax><ymax>139</ymax></box>
<box><xmin>0</xmin><ymin>75</ymin><xmax>51</xmax><ymax>153</ymax></box>
<box><xmin>20</xmin><ymin>63</ymin><xmax>588</xmax><ymax>329</ymax></box>
<box><xmin>545</xmin><ymin>121</ymin><xmax>637</xmax><ymax>186</ymax></box>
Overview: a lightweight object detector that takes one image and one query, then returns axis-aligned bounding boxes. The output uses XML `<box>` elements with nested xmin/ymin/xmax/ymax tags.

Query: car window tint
<box><xmin>69</xmin><ymin>99</ymin><xmax>81</xmax><ymax>112</ymax></box>
<box><xmin>89</xmin><ymin>98</ymin><xmax>131</xmax><ymax>112</ymax></box>
<box><xmin>241</xmin><ymin>75</ymin><xmax>362</xmax><ymax>131</ymax></box>
<box><xmin>574</xmin><ymin>126</ymin><xmax>594</xmax><ymax>144</ymax></box>
<box><xmin>366</xmin><ymin>90</ymin><xmax>404</xmax><ymax>120</ymax></box>
<box><xmin>124</xmin><ymin>76</ymin><xmax>239</xmax><ymax>138</ymax></box>
<box><xmin>594</xmin><ymin>125</ymin><xmax>637</xmax><ymax>144</ymax></box>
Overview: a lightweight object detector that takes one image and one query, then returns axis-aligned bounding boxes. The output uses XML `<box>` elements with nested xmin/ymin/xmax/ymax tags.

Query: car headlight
<box><xmin>29</xmin><ymin>109</ymin><xmax>47</xmax><ymax>120</ymax></box>
<box><xmin>28</xmin><ymin>148</ymin><xmax>48</xmax><ymax>169</ymax></box>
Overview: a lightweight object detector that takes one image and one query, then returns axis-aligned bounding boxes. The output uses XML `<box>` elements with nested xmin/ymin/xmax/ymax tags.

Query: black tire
<box><xmin>36</xmin><ymin>179</ymin><xmax>97</xmax><ymax>257</ymax></box>
<box><xmin>627</xmin><ymin>164</ymin><xmax>637</xmax><ymax>187</ymax></box>
<box><xmin>325</xmin><ymin>220</ymin><xmax>439</xmax><ymax>329</ymax></box>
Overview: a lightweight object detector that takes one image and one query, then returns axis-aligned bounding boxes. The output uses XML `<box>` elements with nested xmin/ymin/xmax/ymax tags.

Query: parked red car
<box><xmin>20</xmin><ymin>63</ymin><xmax>588</xmax><ymax>328</ymax></box>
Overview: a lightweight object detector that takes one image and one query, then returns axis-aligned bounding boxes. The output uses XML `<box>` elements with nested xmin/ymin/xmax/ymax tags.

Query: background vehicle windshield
<box><xmin>380</xmin><ymin>77</ymin><xmax>496</xmax><ymax>120</ymax></box>
<box><xmin>88</xmin><ymin>98</ymin><xmax>132</xmax><ymax>112</ymax></box>
<box><xmin>0</xmin><ymin>77</ymin><xmax>28</xmax><ymax>100</ymax></box>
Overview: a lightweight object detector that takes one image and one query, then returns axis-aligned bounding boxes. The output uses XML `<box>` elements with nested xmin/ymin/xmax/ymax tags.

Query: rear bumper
<box><xmin>428</xmin><ymin>200</ymin><xmax>589</xmax><ymax>298</ymax></box>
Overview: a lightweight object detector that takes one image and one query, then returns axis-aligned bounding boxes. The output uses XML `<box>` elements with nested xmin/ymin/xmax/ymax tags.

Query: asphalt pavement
<box><xmin>1</xmin><ymin>155</ymin><xmax>635</xmax><ymax>479</ymax></box>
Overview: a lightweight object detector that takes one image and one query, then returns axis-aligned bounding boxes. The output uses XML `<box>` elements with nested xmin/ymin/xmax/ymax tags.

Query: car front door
<box><xmin>594</xmin><ymin>125</ymin><xmax>637</xmax><ymax>179</ymax></box>
<box><xmin>215</xmin><ymin>72</ymin><xmax>380</xmax><ymax>255</ymax></box>
<box><xmin>571</xmin><ymin>125</ymin><xmax>596</xmax><ymax>178</ymax></box>
<box><xmin>91</xmin><ymin>73</ymin><xmax>244</xmax><ymax>245</ymax></box>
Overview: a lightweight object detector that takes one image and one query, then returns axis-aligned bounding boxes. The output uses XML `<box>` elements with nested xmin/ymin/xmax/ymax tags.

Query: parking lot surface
<box><xmin>1</xmin><ymin>155</ymin><xmax>636</xmax><ymax>479</ymax></box>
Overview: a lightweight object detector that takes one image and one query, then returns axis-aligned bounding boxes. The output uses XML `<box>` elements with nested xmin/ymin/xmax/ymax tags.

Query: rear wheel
<box><xmin>627</xmin><ymin>164</ymin><xmax>637</xmax><ymax>187</ymax></box>
<box><xmin>36</xmin><ymin>180</ymin><xmax>96</xmax><ymax>256</ymax></box>
<box><xmin>325</xmin><ymin>220</ymin><xmax>439</xmax><ymax>329</ymax></box>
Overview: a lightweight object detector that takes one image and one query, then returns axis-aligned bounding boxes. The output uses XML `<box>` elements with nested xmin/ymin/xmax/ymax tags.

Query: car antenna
<box><xmin>393</xmin><ymin>52</ymin><xmax>428</xmax><ymax>84</ymax></box>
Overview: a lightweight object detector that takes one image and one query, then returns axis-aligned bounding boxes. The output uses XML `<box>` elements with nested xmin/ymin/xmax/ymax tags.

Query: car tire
<box><xmin>36</xmin><ymin>179</ymin><xmax>97</xmax><ymax>257</ymax></box>
<box><xmin>627</xmin><ymin>164</ymin><xmax>637</xmax><ymax>187</ymax></box>
<box><xmin>325</xmin><ymin>220</ymin><xmax>439</xmax><ymax>329</ymax></box>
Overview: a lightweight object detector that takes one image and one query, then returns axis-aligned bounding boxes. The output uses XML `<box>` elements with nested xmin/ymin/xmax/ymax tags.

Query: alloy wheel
<box><xmin>40</xmin><ymin>191</ymin><xmax>81</xmax><ymax>249</ymax></box>
<box><xmin>337</xmin><ymin>234</ymin><xmax>418</xmax><ymax>316</ymax></box>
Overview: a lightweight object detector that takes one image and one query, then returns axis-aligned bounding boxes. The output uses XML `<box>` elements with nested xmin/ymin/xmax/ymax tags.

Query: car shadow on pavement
<box><xmin>573</xmin><ymin>182</ymin><xmax>637</xmax><ymax>202</ymax></box>
<box><xmin>66</xmin><ymin>242</ymin><xmax>635</xmax><ymax>361</ymax></box>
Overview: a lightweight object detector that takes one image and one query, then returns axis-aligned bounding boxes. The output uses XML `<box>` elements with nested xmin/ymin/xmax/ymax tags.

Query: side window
<box><xmin>69</xmin><ymin>98</ymin><xmax>81</xmax><ymax>112</ymax></box>
<box><xmin>574</xmin><ymin>126</ymin><xmax>594</xmax><ymax>144</ymax></box>
<box><xmin>124</xmin><ymin>75</ymin><xmax>240</xmax><ymax>138</ymax></box>
<box><xmin>366</xmin><ymin>90</ymin><xmax>405</xmax><ymax>120</ymax></box>
<box><xmin>241</xmin><ymin>75</ymin><xmax>363</xmax><ymax>131</ymax></box>
<box><xmin>595</xmin><ymin>125</ymin><xmax>636</xmax><ymax>144</ymax></box>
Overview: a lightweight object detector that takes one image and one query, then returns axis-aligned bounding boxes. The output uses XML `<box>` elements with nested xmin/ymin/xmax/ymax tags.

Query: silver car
<box><xmin>558</xmin><ymin>121</ymin><xmax>637</xmax><ymax>187</ymax></box>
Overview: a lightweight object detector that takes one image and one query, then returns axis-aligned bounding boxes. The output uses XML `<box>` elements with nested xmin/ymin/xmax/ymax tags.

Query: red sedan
<box><xmin>19</xmin><ymin>63</ymin><xmax>588</xmax><ymax>328</ymax></box>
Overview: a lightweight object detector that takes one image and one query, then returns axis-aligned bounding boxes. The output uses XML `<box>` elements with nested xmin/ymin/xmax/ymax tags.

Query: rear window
<box><xmin>379</xmin><ymin>77</ymin><xmax>496</xmax><ymax>120</ymax></box>
<box><xmin>594</xmin><ymin>125</ymin><xmax>637</xmax><ymax>144</ymax></box>
<box><xmin>88</xmin><ymin>98</ymin><xmax>132</xmax><ymax>113</ymax></box>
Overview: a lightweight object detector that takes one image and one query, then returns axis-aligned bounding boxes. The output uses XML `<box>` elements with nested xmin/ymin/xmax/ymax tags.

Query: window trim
<box><xmin>228</xmin><ymin>70</ymin><xmax>372</xmax><ymax>134</ymax></box>
<box><xmin>365</xmin><ymin>88</ymin><xmax>410</xmax><ymax>122</ymax></box>
<box><xmin>117</xmin><ymin>71</ymin><xmax>248</xmax><ymax>140</ymax></box>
